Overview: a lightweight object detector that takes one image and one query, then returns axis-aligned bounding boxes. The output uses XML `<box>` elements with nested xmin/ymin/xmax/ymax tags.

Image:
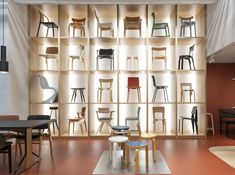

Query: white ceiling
<box><xmin>14</xmin><ymin>0</ymin><xmax>217</xmax><ymax>4</ymax></box>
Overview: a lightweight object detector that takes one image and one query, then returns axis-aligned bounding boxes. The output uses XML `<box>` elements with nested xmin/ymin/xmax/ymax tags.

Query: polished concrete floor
<box><xmin>0</xmin><ymin>135</ymin><xmax>235</xmax><ymax>175</ymax></box>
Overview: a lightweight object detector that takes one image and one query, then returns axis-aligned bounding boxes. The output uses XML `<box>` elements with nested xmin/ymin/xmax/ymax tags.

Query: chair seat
<box><xmin>126</xmin><ymin>117</ymin><xmax>138</xmax><ymax>120</ymax></box>
<box><xmin>98</xmin><ymin>87</ymin><xmax>112</xmax><ymax>90</ymax></box>
<box><xmin>15</xmin><ymin>132</ymin><xmax>42</xmax><ymax>139</ymax></box>
<box><xmin>179</xmin><ymin>55</ymin><xmax>193</xmax><ymax>59</ymax></box>
<box><xmin>100</xmin><ymin>23</ymin><xmax>113</xmax><ymax>29</ymax></box>
<box><xmin>69</xmin><ymin>55</ymin><xmax>82</xmax><ymax>59</ymax></box>
<box><xmin>156</xmin><ymin>85</ymin><xmax>168</xmax><ymax>89</ymax></box>
<box><xmin>112</xmin><ymin>126</ymin><xmax>129</xmax><ymax>131</ymax></box>
<box><xmin>153</xmin><ymin>23</ymin><xmax>168</xmax><ymax>28</ymax></box>
<box><xmin>153</xmin><ymin>56</ymin><xmax>166</xmax><ymax>60</ymax></box>
<box><xmin>154</xmin><ymin>118</ymin><xmax>166</xmax><ymax>121</ymax></box>
<box><xmin>127</xmin><ymin>86</ymin><xmax>141</xmax><ymax>89</ymax></box>
<box><xmin>39</xmin><ymin>54</ymin><xmax>57</xmax><ymax>59</ymax></box>
<box><xmin>141</xmin><ymin>133</ymin><xmax>157</xmax><ymax>139</ymax></box>
<box><xmin>49</xmin><ymin>106</ymin><xmax>58</xmax><ymax>110</ymax></box>
<box><xmin>182</xmin><ymin>21</ymin><xmax>196</xmax><ymax>26</ymax></box>
<box><xmin>180</xmin><ymin>116</ymin><xmax>194</xmax><ymax>120</ymax></box>
<box><xmin>41</xmin><ymin>22</ymin><xmax>58</xmax><ymax>28</ymax></box>
<box><xmin>127</xmin><ymin>140</ymin><xmax>147</xmax><ymax>148</ymax></box>
<box><xmin>98</xmin><ymin>117</ymin><xmax>112</xmax><ymax>121</ymax></box>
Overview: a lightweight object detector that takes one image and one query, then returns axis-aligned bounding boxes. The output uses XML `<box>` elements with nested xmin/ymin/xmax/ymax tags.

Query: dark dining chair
<box><xmin>151</xmin><ymin>12</ymin><xmax>170</xmax><ymax>37</ymax></box>
<box><xmin>0</xmin><ymin>134</ymin><xmax>12</xmax><ymax>173</ymax></box>
<box><xmin>180</xmin><ymin>16</ymin><xmax>196</xmax><ymax>37</ymax></box>
<box><xmin>178</xmin><ymin>44</ymin><xmax>196</xmax><ymax>70</ymax></box>
<box><xmin>152</xmin><ymin>75</ymin><xmax>169</xmax><ymax>102</ymax></box>
<box><xmin>96</xmin><ymin>49</ymin><xmax>114</xmax><ymax>70</ymax></box>
<box><xmin>179</xmin><ymin>106</ymin><xmax>198</xmax><ymax>135</ymax></box>
<box><xmin>36</xmin><ymin>10</ymin><xmax>58</xmax><ymax>37</ymax></box>
<box><xmin>124</xmin><ymin>16</ymin><xmax>142</xmax><ymax>37</ymax></box>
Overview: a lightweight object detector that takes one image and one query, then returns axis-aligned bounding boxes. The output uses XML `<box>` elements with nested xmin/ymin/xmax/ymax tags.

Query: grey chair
<box><xmin>151</xmin><ymin>12</ymin><xmax>170</xmax><ymax>37</ymax></box>
<box><xmin>178</xmin><ymin>44</ymin><xmax>196</xmax><ymax>70</ymax></box>
<box><xmin>39</xmin><ymin>75</ymin><xmax>58</xmax><ymax>104</ymax></box>
<box><xmin>180</xmin><ymin>16</ymin><xmax>196</xmax><ymax>37</ymax></box>
<box><xmin>152</xmin><ymin>75</ymin><xmax>169</xmax><ymax>102</ymax></box>
<box><xmin>125</xmin><ymin>107</ymin><xmax>141</xmax><ymax>130</ymax></box>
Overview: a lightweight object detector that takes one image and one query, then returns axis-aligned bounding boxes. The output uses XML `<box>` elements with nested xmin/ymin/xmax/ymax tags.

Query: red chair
<box><xmin>127</xmin><ymin>77</ymin><xmax>141</xmax><ymax>102</ymax></box>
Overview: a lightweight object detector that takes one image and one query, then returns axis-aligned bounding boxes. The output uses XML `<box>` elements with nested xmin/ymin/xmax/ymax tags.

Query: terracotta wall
<box><xmin>207</xmin><ymin>63</ymin><xmax>235</xmax><ymax>132</ymax></box>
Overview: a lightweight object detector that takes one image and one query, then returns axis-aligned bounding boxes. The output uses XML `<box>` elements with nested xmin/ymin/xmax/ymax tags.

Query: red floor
<box><xmin>1</xmin><ymin>135</ymin><xmax>235</xmax><ymax>175</ymax></box>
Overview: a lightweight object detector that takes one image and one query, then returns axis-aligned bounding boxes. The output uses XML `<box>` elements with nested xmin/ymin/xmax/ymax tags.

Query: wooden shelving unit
<box><xmin>29</xmin><ymin>4</ymin><xmax>206</xmax><ymax>138</ymax></box>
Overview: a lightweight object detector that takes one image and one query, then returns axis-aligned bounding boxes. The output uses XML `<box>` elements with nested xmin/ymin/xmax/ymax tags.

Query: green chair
<box><xmin>151</xmin><ymin>12</ymin><xmax>170</xmax><ymax>37</ymax></box>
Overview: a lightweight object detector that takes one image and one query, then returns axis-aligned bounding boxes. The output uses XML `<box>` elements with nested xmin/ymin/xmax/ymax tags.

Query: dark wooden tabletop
<box><xmin>0</xmin><ymin>120</ymin><xmax>51</xmax><ymax>129</ymax></box>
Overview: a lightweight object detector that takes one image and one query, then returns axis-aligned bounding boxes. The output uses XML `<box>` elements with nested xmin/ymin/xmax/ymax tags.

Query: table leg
<box><xmin>25</xmin><ymin>128</ymin><xmax>32</xmax><ymax>168</ymax></box>
<box><xmin>113</xmin><ymin>143</ymin><xmax>117</xmax><ymax>168</ymax></box>
<box><xmin>152</xmin><ymin>138</ymin><xmax>156</xmax><ymax>161</ymax></box>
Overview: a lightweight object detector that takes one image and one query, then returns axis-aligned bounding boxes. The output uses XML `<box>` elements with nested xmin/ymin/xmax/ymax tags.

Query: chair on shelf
<box><xmin>153</xmin><ymin>107</ymin><xmax>166</xmax><ymax>133</ymax></box>
<box><xmin>96</xmin><ymin>49</ymin><xmax>114</xmax><ymax>70</ymax></box>
<box><xmin>39</xmin><ymin>47</ymin><xmax>58</xmax><ymax>70</ymax></box>
<box><xmin>180</xmin><ymin>16</ymin><xmax>196</xmax><ymax>37</ymax></box>
<box><xmin>151</xmin><ymin>12</ymin><xmax>170</xmax><ymax>37</ymax></box>
<box><xmin>206</xmin><ymin>113</ymin><xmax>215</xmax><ymax>135</ymax></box>
<box><xmin>124</xmin><ymin>16</ymin><xmax>142</xmax><ymax>37</ymax></box>
<box><xmin>68</xmin><ymin>107</ymin><xmax>87</xmax><ymax>135</ymax></box>
<box><xmin>152</xmin><ymin>47</ymin><xmax>167</xmax><ymax>70</ymax></box>
<box><xmin>70</xmin><ymin>87</ymin><xmax>86</xmax><ymax>103</ymax></box>
<box><xmin>96</xmin><ymin>108</ymin><xmax>114</xmax><ymax>134</ymax></box>
<box><xmin>178</xmin><ymin>44</ymin><xmax>196</xmax><ymax>70</ymax></box>
<box><xmin>15</xmin><ymin>115</ymin><xmax>53</xmax><ymax>159</ymax></box>
<box><xmin>125</xmin><ymin>107</ymin><xmax>141</xmax><ymax>131</ymax></box>
<box><xmin>0</xmin><ymin>134</ymin><xmax>12</xmax><ymax>173</ymax></box>
<box><xmin>126</xmin><ymin>56</ymin><xmax>139</xmax><ymax>70</ymax></box>
<box><xmin>152</xmin><ymin>75</ymin><xmax>169</xmax><ymax>102</ymax></box>
<box><xmin>36</xmin><ymin>10</ymin><xmax>58</xmax><ymax>37</ymax></box>
<box><xmin>97</xmin><ymin>79</ymin><xmax>113</xmax><ymax>103</ymax></box>
<box><xmin>69</xmin><ymin>45</ymin><xmax>85</xmax><ymax>70</ymax></box>
<box><xmin>180</xmin><ymin>83</ymin><xmax>196</xmax><ymax>102</ymax></box>
<box><xmin>68</xmin><ymin>17</ymin><xmax>86</xmax><ymax>37</ymax></box>
<box><xmin>137</xmin><ymin>122</ymin><xmax>157</xmax><ymax>161</ymax></box>
<box><xmin>127</xmin><ymin>77</ymin><xmax>142</xmax><ymax>102</ymax></box>
<box><xmin>94</xmin><ymin>10</ymin><xmax>114</xmax><ymax>37</ymax></box>
<box><xmin>49</xmin><ymin>106</ymin><xmax>59</xmax><ymax>135</ymax></box>
<box><xmin>39</xmin><ymin>75</ymin><xmax>58</xmax><ymax>104</ymax></box>
<box><xmin>179</xmin><ymin>106</ymin><xmax>198</xmax><ymax>135</ymax></box>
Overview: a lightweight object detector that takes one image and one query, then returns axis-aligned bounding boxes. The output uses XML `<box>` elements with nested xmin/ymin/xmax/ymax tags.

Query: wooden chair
<box><xmin>152</xmin><ymin>75</ymin><xmax>169</xmax><ymax>102</ymax></box>
<box><xmin>180</xmin><ymin>83</ymin><xmax>196</xmax><ymax>102</ymax></box>
<box><xmin>180</xmin><ymin>16</ymin><xmax>196</xmax><ymax>37</ymax></box>
<box><xmin>125</xmin><ymin>107</ymin><xmax>141</xmax><ymax>131</ymax></box>
<box><xmin>151</xmin><ymin>12</ymin><xmax>170</xmax><ymax>37</ymax></box>
<box><xmin>127</xmin><ymin>77</ymin><xmax>141</xmax><ymax>102</ymax></box>
<box><xmin>153</xmin><ymin>107</ymin><xmax>166</xmax><ymax>133</ymax></box>
<box><xmin>97</xmin><ymin>79</ymin><xmax>113</xmax><ymax>103</ymax></box>
<box><xmin>68</xmin><ymin>17</ymin><xmax>86</xmax><ymax>37</ymax></box>
<box><xmin>15</xmin><ymin>115</ymin><xmax>53</xmax><ymax>159</ymax></box>
<box><xmin>36</xmin><ymin>10</ymin><xmax>58</xmax><ymax>37</ymax></box>
<box><xmin>96</xmin><ymin>108</ymin><xmax>114</xmax><ymax>134</ymax></box>
<box><xmin>179</xmin><ymin>106</ymin><xmax>198</xmax><ymax>135</ymax></box>
<box><xmin>126</xmin><ymin>56</ymin><xmax>139</xmax><ymax>70</ymax></box>
<box><xmin>152</xmin><ymin>47</ymin><xmax>167</xmax><ymax>70</ymax></box>
<box><xmin>68</xmin><ymin>107</ymin><xmax>87</xmax><ymax>135</ymax></box>
<box><xmin>0</xmin><ymin>134</ymin><xmax>12</xmax><ymax>173</ymax></box>
<box><xmin>49</xmin><ymin>106</ymin><xmax>59</xmax><ymax>135</ymax></box>
<box><xmin>69</xmin><ymin>45</ymin><xmax>85</xmax><ymax>70</ymax></box>
<box><xmin>96</xmin><ymin>49</ymin><xmax>114</xmax><ymax>70</ymax></box>
<box><xmin>94</xmin><ymin>10</ymin><xmax>114</xmax><ymax>37</ymax></box>
<box><xmin>39</xmin><ymin>47</ymin><xmax>58</xmax><ymax>70</ymax></box>
<box><xmin>178</xmin><ymin>44</ymin><xmax>196</xmax><ymax>70</ymax></box>
<box><xmin>124</xmin><ymin>16</ymin><xmax>142</xmax><ymax>37</ymax></box>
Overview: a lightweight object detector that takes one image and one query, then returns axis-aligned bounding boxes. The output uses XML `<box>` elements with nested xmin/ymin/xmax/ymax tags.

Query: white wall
<box><xmin>0</xmin><ymin>0</ymin><xmax>28</xmax><ymax>119</ymax></box>
<box><xmin>207</xmin><ymin>0</ymin><xmax>235</xmax><ymax>56</ymax></box>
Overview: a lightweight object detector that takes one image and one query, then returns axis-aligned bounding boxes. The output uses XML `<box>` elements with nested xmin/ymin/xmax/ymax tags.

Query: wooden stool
<box><xmin>206</xmin><ymin>113</ymin><xmax>215</xmax><ymax>135</ymax></box>
<box><xmin>180</xmin><ymin>83</ymin><xmax>195</xmax><ymax>102</ymax></box>
<box><xmin>108</xmin><ymin>136</ymin><xmax>129</xmax><ymax>168</ymax></box>
<box><xmin>71</xmin><ymin>87</ymin><xmax>86</xmax><ymax>103</ymax></box>
<box><xmin>49</xmin><ymin>106</ymin><xmax>59</xmax><ymax>134</ymax></box>
<box><xmin>127</xmin><ymin>141</ymin><xmax>148</xmax><ymax>173</ymax></box>
<box><xmin>126</xmin><ymin>56</ymin><xmax>139</xmax><ymax>70</ymax></box>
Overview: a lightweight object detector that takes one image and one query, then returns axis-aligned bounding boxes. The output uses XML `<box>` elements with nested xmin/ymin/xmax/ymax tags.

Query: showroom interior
<box><xmin>0</xmin><ymin>0</ymin><xmax>235</xmax><ymax>174</ymax></box>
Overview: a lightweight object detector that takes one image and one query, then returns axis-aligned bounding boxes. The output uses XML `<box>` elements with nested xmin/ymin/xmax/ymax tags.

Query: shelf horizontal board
<box><xmin>90</xmin><ymin>70</ymin><xmax>119</xmax><ymax>74</ymax></box>
<box><xmin>177</xmin><ymin>102</ymin><xmax>206</xmax><ymax>104</ymax></box>
<box><xmin>31</xmin><ymin>70</ymin><xmax>59</xmax><ymax>73</ymax></box>
<box><xmin>119</xmin><ymin>70</ymin><xmax>147</xmax><ymax>74</ymax></box>
<box><xmin>90</xmin><ymin>37</ymin><xmax>118</xmax><ymax>45</ymax></box>
<box><xmin>60</xmin><ymin>70</ymin><xmax>88</xmax><ymax>74</ymax></box>
<box><xmin>149</xmin><ymin>70</ymin><xmax>176</xmax><ymax>74</ymax></box>
<box><xmin>176</xmin><ymin>70</ymin><xmax>205</xmax><ymax>74</ymax></box>
<box><xmin>30</xmin><ymin>37</ymin><xmax>58</xmax><ymax>45</ymax></box>
<box><xmin>148</xmin><ymin>37</ymin><xmax>175</xmax><ymax>45</ymax></box>
<box><xmin>60</xmin><ymin>37</ymin><xmax>89</xmax><ymax>45</ymax></box>
<box><xmin>149</xmin><ymin>102</ymin><xmax>177</xmax><ymax>105</ymax></box>
<box><xmin>177</xmin><ymin>37</ymin><xmax>205</xmax><ymax>45</ymax></box>
<box><xmin>119</xmin><ymin>37</ymin><xmax>146</xmax><ymax>45</ymax></box>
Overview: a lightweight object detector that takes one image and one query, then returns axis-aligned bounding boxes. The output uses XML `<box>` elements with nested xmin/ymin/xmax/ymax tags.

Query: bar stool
<box><xmin>206</xmin><ymin>113</ymin><xmax>215</xmax><ymax>135</ymax></box>
<box><xmin>126</xmin><ymin>56</ymin><xmax>139</xmax><ymax>70</ymax></box>
<box><xmin>180</xmin><ymin>83</ymin><xmax>196</xmax><ymax>102</ymax></box>
<box><xmin>49</xmin><ymin>106</ymin><xmax>59</xmax><ymax>135</ymax></box>
<box><xmin>108</xmin><ymin>136</ymin><xmax>129</xmax><ymax>168</ymax></box>
<box><xmin>126</xmin><ymin>140</ymin><xmax>148</xmax><ymax>173</ymax></box>
<box><xmin>70</xmin><ymin>87</ymin><xmax>86</xmax><ymax>103</ymax></box>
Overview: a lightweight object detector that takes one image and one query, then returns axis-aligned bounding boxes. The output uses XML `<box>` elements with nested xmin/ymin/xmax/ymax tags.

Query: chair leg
<box><xmin>84</xmin><ymin>121</ymin><xmax>88</xmax><ymax>132</ymax></box>
<box><xmin>46</xmin><ymin>28</ymin><xmax>49</xmax><ymax>37</ymax></box>
<box><xmin>80</xmin><ymin>123</ymin><xmax>84</xmax><ymax>135</ymax></box>
<box><xmin>195</xmin><ymin>120</ymin><xmax>198</xmax><ymax>135</ymax></box>
<box><xmin>188</xmin><ymin>59</ymin><xmax>192</xmax><ymax>70</ymax></box>
<box><xmin>127</xmin><ymin>88</ymin><xmax>130</xmax><ymax>102</ymax></box>
<box><xmin>191</xmin><ymin>57</ymin><xmax>196</xmax><ymax>70</ymax></box>
<box><xmin>109</xmin><ymin>89</ymin><xmax>113</xmax><ymax>102</ymax></box>
<box><xmin>178</xmin><ymin>58</ymin><xmax>181</xmax><ymax>70</ymax></box>
<box><xmin>137</xmin><ymin>88</ymin><xmax>141</xmax><ymax>102</ymax></box>
<box><xmin>8</xmin><ymin>145</ymin><xmax>12</xmax><ymax>173</ymax></box>
<box><xmin>167</xmin><ymin>25</ymin><xmax>170</xmax><ymax>37</ymax></box>
<box><xmin>151</xmin><ymin>28</ymin><xmax>154</xmax><ymax>37</ymax></box>
<box><xmin>152</xmin><ymin>88</ymin><xmax>157</xmax><ymax>102</ymax></box>
<box><xmin>194</xmin><ymin>23</ymin><xmax>197</xmax><ymax>37</ymax></box>
<box><xmin>152</xmin><ymin>138</ymin><xmax>156</xmax><ymax>161</ymax></box>
<box><xmin>36</xmin><ymin>23</ymin><xmax>41</xmax><ymax>37</ymax></box>
<box><xmin>190</xmin><ymin>26</ymin><xmax>192</xmax><ymax>37</ymax></box>
<box><xmin>181</xmin><ymin>119</ymin><xmax>184</xmax><ymax>134</ymax></box>
<box><xmin>52</xmin><ymin>26</ymin><xmax>55</xmax><ymax>37</ymax></box>
<box><xmin>73</xmin><ymin>122</ymin><xmax>75</xmax><ymax>133</ymax></box>
<box><xmin>68</xmin><ymin>121</ymin><xmax>70</xmax><ymax>136</ymax></box>
<box><xmin>165</xmin><ymin>88</ymin><xmax>169</xmax><ymax>102</ymax></box>
<box><xmin>180</xmin><ymin>90</ymin><xmax>184</xmax><ymax>102</ymax></box>
<box><xmin>191</xmin><ymin>119</ymin><xmax>195</xmax><ymax>133</ymax></box>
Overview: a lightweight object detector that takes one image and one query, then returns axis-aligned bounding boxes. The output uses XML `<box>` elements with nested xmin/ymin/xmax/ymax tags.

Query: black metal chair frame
<box><xmin>178</xmin><ymin>44</ymin><xmax>196</xmax><ymax>70</ymax></box>
<box><xmin>96</xmin><ymin>49</ymin><xmax>114</xmax><ymax>70</ymax></box>
<box><xmin>152</xmin><ymin>75</ymin><xmax>169</xmax><ymax>102</ymax></box>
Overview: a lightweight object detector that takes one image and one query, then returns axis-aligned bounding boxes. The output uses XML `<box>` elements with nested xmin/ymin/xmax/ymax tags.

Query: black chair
<box><xmin>152</xmin><ymin>75</ymin><xmax>169</xmax><ymax>102</ymax></box>
<box><xmin>36</xmin><ymin>10</ymin><xmax>58</xmax><ymax>37</ymax></box>
<box><xmin>180</xmin><ymin>16</ymin><xmax>196</xmax><ymax>37</ymax></box>
<box><xmin>178</xmin><ymin>44</ymin><xmax>196</xmax><ymax>70</ymax></box>
<box><xmin>0</xmin><ymin>134</ymin><xmax>12</xmax><ymax>173</ymax></box>
<box><xmin>96</xmin><ymin>49</ymin><xmax>114</xmax><ymax>70</ymax></box>
<box><xmin>151</xmin><ymin>12</ymin><xmax>170</xmax><ymax>37</ymax></box>
<box><xmin>15</xmin><ymin>115</ymin><xmax>53</xmax><ymax>159</ymax></box>
<box><xmin>179</xmin><ymin>106</ymin><xmax>198</xmax><ymax>135</ymax></box>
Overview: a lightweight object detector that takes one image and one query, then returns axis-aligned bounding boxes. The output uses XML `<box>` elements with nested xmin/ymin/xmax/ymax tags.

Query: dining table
<box><xmin>0</xmin><ymin>119</ymin><xmax>51</xmax><ymax>173</ymax></box>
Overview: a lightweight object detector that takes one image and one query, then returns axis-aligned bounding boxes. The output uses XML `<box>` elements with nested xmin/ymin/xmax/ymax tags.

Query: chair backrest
<box><xmin>94</xmin><ymin>10</ymin><xmax>101</xmax><ymax>25</ymax></box>
<box><xmin>0</xmin><ymin>115</ymin><xmax>19</xmax><ymax>121</ymax></box>
<box><xmin>98</xmin><ymin>108</ymin><xmax>109</xmax><ymax>113</ymax></box>
<box><xmin>125</xmin><ymin>16</ymin><xmax>140</xmax><ymax>23</ymax></box>
<box><xmin>180</xmin><ymin>83</ymin><xmax>192</xmax><ymax>90</ymax></box>
<box><xmin>189</xmin><ymin>44</ymin><xmax>195</xmax><ymax>56</ymax></box>
<box><xmin>99</xmin><ymin>79</ymin><xmax>113</xmax><ymax>89</ymax></box>
<box><xmin>128</xmin><ymin>77</ymin><xmax>140</xmax><ymax>87</ymax></box>
<box><xmin>136</xmin><ymin>121</ymin><xmax>141</xmax><ymax>138</ymax></box>
<box><xmin>152</xmin><ymin>47</ymin><xmax>167</xmax><ymax>58</ymax></box>
<box><xmin>78</xmin><ymin>107</ymin><xmax>86</xmax><ymax>119</ymax></box>
<box><xmin>99</xmin><ymin>49</ymin><xmax>114</xmax><ymax>56</ymax></box>
<box><xmin>151</xmin><ymin>12</ymin><xmax>156</xmax><ymax>23</ymax></box>
<box><xmin>151</xmin><ymin>75</ymin><xmax>156</xmax><ymax>87</ymax></box>
<box><xmin>79</xmin><ymin>45</ymin><xmax>85</xmax><ymax>57</ymax></box>
<box><xmin>137</xmin><ymin>107</ymin><xmax>141</xmax><ymax>119</ymax></box>
<box><xmin>46</xmin><ymin>47</ymin><xmax>58</xmax><ymax>54</ymax></box>
<box><xmin>38</xmin><ymin>10</ymin><xmax>49</xmax><ymax>22</ymax></box>
<box><xmin>27</xmin><ymin>115</ymin><xmax>50</xmax><ymax>130</ymax></box>
<box><xmin>72</xmin><ymin>17</ymin><xmax>86</xmax><ymax>25</ymax></box>
<box><xmin>153</xmin><ymin>107</ymin><xmax>165</xmax><ymax>120</ymax></box>
<box><xmin>191</xmin><ymin>106</ymin><xmax>198</xmax><ymax>121</ymax></box>
<box><xmin>39</xmin><ymin>75</ymin><xmax>50</xmax><ymax>89</ymax></box>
